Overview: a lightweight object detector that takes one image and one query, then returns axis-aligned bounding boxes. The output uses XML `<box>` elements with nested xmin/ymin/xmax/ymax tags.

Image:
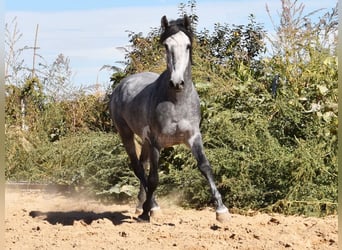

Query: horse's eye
<box><xmin>164</xmin><ymin>44</ymin><xmax>168</xmax><ymax>50</ymax></box>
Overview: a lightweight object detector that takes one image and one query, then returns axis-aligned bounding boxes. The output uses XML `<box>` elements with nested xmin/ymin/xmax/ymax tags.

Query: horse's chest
<box><xmin>157</xmin><ymin>119</ymin><xmax>193</xmax><ymax>147</ymax></box>
<box><xmin>153</xmin><ymin>103</ymin><xmax>195</xmax><ymax>147</ymax></box>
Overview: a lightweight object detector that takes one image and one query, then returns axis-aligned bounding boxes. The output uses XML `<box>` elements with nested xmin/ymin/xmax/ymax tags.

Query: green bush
<box><xmin>5</xmin><ymin>131</ymin><xmax>139</xmax><ymax>201</ymax></box>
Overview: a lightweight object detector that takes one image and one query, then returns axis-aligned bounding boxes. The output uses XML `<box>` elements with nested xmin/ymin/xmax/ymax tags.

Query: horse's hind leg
<box><xmin>138</xmin><ymin>143</ymin><xmax>160</xmax><ymax>222</ymax></box>
<box><xmin>115</xmin><ymin>122</ymin><xmax>148</xmax><ymax>209</ymax></box>
<box><xmin>136</xmin><ymin>140</ymin><xmax>160</xmax><ymax>215</ymax></box>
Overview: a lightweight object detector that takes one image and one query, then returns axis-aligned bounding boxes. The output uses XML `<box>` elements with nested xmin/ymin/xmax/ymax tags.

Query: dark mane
<box><xmin>160</xmin><ymin>17</ymin><xmax>193</xmax><ymax>45</ymax></box>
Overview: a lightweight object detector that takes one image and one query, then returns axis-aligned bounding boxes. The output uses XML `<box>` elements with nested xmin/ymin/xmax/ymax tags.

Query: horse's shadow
<box><xmin>29</xmin><ymin>210</ymin><xmax>132</xmax><ymax>226</ymax></box>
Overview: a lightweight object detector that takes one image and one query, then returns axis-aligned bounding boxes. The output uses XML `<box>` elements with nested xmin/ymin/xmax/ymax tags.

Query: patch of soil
<box><xmin>5</xmin><ymin>189</ymin><xmax>337</xmax><ymax>250</ymax></box>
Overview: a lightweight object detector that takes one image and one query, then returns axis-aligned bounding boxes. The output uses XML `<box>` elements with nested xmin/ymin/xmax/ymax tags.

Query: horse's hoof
<box><xmin>137</xmin><ymin>213</ymin><xmax>150</xmax><ymax>223</ymax></box>
<box><xmin>150</xmin><ymin>206</ymin><xmax>162</xmax><ymax>218</ymax></box>
<box><xmin>216</xmin><ymin>208</ymin><xmax>231</xmax><ymax>223</ymax></box>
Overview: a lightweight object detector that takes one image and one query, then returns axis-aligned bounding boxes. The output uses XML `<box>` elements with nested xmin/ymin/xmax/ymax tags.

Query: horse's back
<box><xmin>109</xmin><ymin>72</ymin><xmax>159</xmax><ymax>134</ymax></box>
<box><xmin>110</xmin><ymin>72</ymin><xmax>158</xmax><ymax>109</ymax></box>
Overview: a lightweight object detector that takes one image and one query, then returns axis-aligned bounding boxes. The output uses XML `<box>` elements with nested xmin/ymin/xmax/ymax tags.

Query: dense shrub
<box><xmin>5</xmin><ymin>131</ymin><xmax>139</xmax><ymax>201</ymax></box>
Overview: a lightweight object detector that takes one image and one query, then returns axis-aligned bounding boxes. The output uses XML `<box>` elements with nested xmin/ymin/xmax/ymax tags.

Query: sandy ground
<box><xmin>5</xmin><ymin>188</ymin><xmax>337</xmax><ymax>250</ymax></box>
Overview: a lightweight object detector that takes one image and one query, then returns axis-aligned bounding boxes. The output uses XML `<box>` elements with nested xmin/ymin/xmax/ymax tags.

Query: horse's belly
<box><xmin>157</xmin><ymin>133</ymin><xmax>187</xmax><ymax>148</ymax></box>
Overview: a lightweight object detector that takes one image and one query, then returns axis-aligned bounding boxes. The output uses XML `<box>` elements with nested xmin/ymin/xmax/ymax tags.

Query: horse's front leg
<box><xmin>189</xmin><ymin>134</ymin><xmax>230</xmax><ymax>222</ymax></box>
<box><xmin>138</xmin><ymin>143</ymin><xmax>160</xmax><ymax>222</ymax></box>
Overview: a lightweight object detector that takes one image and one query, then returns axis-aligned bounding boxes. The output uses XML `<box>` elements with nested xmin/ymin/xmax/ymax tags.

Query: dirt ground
<box><xmin>5</xmin><ymin>188</ymin><xmax>337</xmax><ymax>250</ymax></box>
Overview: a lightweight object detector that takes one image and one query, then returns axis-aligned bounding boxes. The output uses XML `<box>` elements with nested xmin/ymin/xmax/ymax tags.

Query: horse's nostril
<box><xmin>169</xmin><ymin>80</ymin><xmax>174</xmax><ymax>87</ymax></box>
<box><xmin>180</xmin><ymin>80</ymin><xmax>184</xmax><ymax>86</ymax></box>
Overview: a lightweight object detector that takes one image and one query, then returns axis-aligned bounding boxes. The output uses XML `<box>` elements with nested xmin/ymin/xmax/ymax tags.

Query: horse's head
<box><xmin>160</xmin><ymin>15</ymin><xmax>193</xmax><ymax>91</ymax></box>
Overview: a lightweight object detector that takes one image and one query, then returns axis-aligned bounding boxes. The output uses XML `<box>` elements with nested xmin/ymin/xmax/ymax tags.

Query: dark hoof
<box><xmin>216</xmin><ymin>207</ymin><xmax>231</xmax><ymax>223</ymax></box>
<box><xmin>137</xmin><ymin>213</ymin><xmax>150</xmax><ymax>223</ymax></box>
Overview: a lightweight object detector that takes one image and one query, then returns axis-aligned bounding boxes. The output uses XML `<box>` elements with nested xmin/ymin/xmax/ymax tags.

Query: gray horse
<box><xmin>109</xmin><ymin>15</ymin><xmax>229</xmax><ymax>222</ymax></box>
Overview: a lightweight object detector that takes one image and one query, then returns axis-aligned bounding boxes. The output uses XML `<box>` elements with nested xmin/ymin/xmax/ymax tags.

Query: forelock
<box><xmin>160</xmin><ymin>18</ymin><xmax>193</xmax><ymax>45</ymax></box>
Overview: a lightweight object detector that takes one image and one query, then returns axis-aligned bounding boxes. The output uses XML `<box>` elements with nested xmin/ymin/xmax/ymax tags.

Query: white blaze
<box><xmin>163</xmin><ymin>32</ymin><xmax>190</xmax><ymax>85</ymax></box>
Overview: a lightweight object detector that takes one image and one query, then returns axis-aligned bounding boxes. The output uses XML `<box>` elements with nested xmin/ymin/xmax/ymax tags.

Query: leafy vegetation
<box><xmin>5</xmin><ymin>0</ymin><xmax>337</xmax><ymax>216</ymax></box>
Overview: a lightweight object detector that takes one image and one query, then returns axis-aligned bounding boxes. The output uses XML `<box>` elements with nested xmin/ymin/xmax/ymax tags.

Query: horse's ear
<box><xmin>183</xmin><ymin>14</ymin><xmax>191</xmax><ymax>31</ymax></box>
<box><xmin>161</xmin><ymin>15</ymin><xmax>168</xmax><ymax>30</ymax></box>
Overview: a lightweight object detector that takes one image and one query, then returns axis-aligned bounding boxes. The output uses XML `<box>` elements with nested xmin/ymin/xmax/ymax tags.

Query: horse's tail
<box><xmin>108</xmin><ymin>91</ymin><xmax>114</xmax><ymax>118</ymax></box>
<box><xmin>108</xmin><ymin>89</ymin><xmax>119</xmax><ymax>133</ymax></box>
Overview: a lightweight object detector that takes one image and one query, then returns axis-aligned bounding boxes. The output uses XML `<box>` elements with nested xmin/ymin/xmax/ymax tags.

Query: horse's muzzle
<box><xmin>169</xmin><ymin>80</ymin><xmax>184</xmax><ymax>91</ymax></box>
